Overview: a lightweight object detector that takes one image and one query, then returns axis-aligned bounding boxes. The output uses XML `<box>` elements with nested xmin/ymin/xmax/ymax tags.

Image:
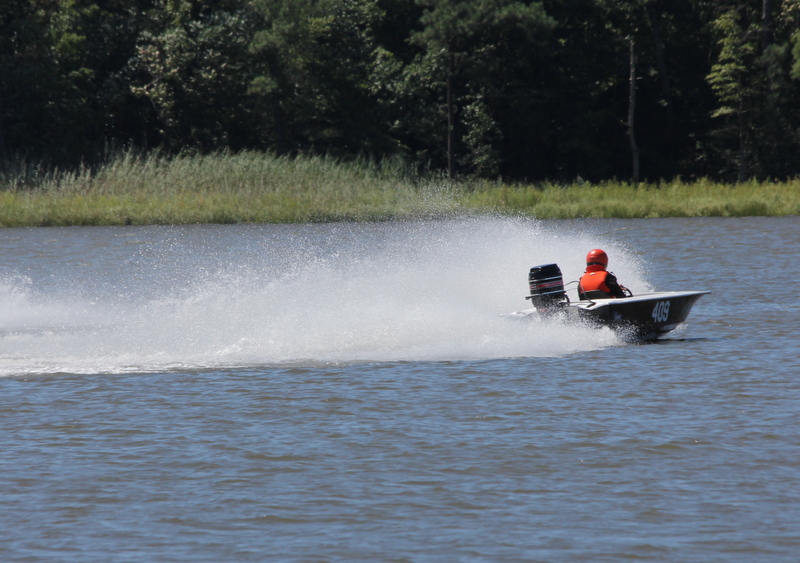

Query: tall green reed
<box><xmin>1</xmin><ymin>151</ymin><xmax>797</xmax><ymax>227</ymax></box>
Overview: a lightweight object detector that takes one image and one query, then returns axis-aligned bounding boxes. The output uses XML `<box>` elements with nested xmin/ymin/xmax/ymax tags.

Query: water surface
<box><xmin>1</xmin><ymin>216</ymin><xmax>798</xmax><ymax>561</ymax></box>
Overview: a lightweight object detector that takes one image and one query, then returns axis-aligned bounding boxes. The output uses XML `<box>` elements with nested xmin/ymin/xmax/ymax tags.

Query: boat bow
<box><xmin>569</xmin><ymin>290</ymin><xmax>710</xmax><ymax>339</ymax></box>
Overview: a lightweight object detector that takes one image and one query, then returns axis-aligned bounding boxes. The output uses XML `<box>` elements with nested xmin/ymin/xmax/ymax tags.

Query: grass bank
<box><xmin>1</xmin><ymin>151</ymin><xmax>798</xmax><ymax>227</ymax></box>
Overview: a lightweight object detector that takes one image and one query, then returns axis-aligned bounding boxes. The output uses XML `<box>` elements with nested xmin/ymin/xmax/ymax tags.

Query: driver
<box><xmin>578</xmin><ymin>249</ymin><xmax>630</xmax><ymax>299</ymax></box>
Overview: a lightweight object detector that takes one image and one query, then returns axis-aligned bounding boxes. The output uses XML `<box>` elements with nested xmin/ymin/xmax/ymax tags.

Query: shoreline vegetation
<box><xmin>1</xmin><ymin>151</ymin><xmax>798</xmax><ymax>228</ymax></box>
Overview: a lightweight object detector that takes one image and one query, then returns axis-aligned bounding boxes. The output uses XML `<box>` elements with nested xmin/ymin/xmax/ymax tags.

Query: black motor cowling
<box><xmin>527</xmin><ymin>263</ymin><xmax>567</xmax><ymax>309</ymax></box>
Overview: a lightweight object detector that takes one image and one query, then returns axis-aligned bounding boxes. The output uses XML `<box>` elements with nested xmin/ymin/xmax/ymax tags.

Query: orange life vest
<box><xmin>579</xmin><ymin>267</ymin><xmax>614</xmax><ymax>298</ymax></box>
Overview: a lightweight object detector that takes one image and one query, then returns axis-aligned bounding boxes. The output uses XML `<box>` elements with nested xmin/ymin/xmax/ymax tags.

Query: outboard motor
<box><xmin>526</xmin><ymin>263</ymin><xmax>567</xmax><ymax>311</ymax></box>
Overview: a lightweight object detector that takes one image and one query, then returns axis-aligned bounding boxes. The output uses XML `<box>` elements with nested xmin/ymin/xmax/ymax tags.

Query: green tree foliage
<box><xmin>128</xmin><ymin>2</ymin><xmax>262</xmax><ymax>151</ymax></box>
<box><xmin>248</xmin><ymin>0</ymin><xmax>393</xmax><ymax>156</ymax></box>
<box><xmin>707</xmin><ymin>0</ymin><xmax>800</xmax><ymax>180</ymax></box>
<box><xmin>406</xmin><ymin>0</ymin><xmax>553</xmax><ymax>177</ymax></box>
<box><xmin>0</xmin><ymin>0</ymin><xmax>95</xmax><ymax>162</ymax></box>
<box><xmin>2</xmin><ymin>0</ymin><xmax>800</xmax><ymax>181</ymax></box>
<box><xmin>0</xmin><ymin>0</ymin><xmax>158</xmax><ymax>163</ymax></box>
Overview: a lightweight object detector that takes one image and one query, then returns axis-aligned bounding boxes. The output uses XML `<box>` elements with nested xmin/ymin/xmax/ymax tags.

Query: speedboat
<box><xmin>511</xmin><ymin>263</ymin><xmax>709</xmax><ymax>341</ymax></box>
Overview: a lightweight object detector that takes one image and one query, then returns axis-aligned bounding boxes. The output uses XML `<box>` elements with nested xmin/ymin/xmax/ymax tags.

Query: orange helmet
<box><xmin>586</xmin><ymin>248</ymin><xmax>608</xmax><ymax>267</ymax></box>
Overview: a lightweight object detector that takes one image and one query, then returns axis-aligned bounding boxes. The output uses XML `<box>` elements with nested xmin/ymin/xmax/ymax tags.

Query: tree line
<box><xmin>2</xmin><ymin>0</ymin><xmax>800</xmax><ymax>183</ymax></box>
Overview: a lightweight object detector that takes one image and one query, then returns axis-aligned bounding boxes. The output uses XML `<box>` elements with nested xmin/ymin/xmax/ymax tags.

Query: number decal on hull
<box><xmin>652</xmin><ymin>300</ymin><xmax>670</xmax><ymax>323</ymax></box>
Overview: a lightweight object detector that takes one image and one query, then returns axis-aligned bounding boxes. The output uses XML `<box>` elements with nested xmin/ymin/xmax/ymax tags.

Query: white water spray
<box><xmin>0</xmin><ymin>217</ymin><xmax>651</xmax><ymax>375</ymax></box>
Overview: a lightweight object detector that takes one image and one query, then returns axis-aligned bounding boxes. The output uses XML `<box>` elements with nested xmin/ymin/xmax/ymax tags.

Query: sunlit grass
<box><xmin>1</xmin><ymin>151</ymin><xmax>798</xmax><ymax>227</ymax></box>
<box><xmin>462</xmin><ymin>178</ymin><xmax>799</xmax><ymax>218</ymax></box>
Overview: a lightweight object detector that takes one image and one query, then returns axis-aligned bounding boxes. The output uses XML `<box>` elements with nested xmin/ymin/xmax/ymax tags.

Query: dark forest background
<box><xmin>2</xmin><ymin>0</ymin><xmax>800</xmax><ymax>183</ymax></box>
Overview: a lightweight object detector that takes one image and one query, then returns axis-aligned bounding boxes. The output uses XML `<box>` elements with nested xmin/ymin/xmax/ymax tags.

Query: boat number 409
<box><xmin>652</xmin><ymin>300</ymin><xmax>670</xmax><ymax>323</ymax></box>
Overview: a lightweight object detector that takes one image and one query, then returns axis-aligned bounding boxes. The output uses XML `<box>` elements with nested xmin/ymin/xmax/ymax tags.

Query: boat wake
<box><xmin>0</xmin><ymin>218</ymin><xmax>650</xmax><ymax>375</ymax></box>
